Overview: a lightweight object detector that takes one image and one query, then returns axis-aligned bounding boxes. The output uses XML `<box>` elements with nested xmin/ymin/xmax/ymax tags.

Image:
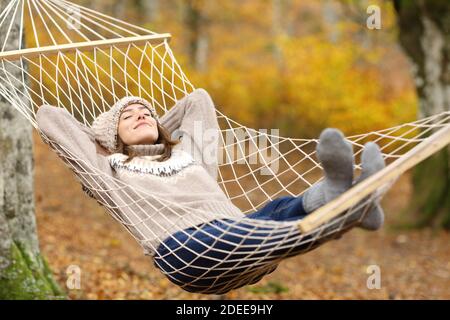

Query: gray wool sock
<box><xmin>354</xmin><ymin>142</ymin><xmax>386</xmax><ymax>231</ymax></box>
<box><xmin>303</xmin><ymin>128</ymin><xmax>354</xmax><ymax>213</ymax></box>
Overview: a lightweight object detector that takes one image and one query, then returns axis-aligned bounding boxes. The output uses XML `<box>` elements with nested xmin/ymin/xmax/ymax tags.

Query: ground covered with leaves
<box><xmin>33</xmin><ymin>134</ymin><xmax>449</xmax><ymax>300</ymax></box>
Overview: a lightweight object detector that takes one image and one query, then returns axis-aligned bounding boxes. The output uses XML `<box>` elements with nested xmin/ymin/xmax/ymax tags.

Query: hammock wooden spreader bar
<box><xmin>0</xmin><ymin>33</ymin><xmax>172</xmax><ymax>62</ymax></box>
<box><xmin>298</xmin><ymin>124</ymin><xmax>450</xmax><ymax>233</ymax></box>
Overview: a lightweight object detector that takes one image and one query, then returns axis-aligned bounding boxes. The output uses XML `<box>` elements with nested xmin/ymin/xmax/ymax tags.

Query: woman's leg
<box><xmin>154</xmin><ymin>201</ymin><xmax>375</xmax><ymax>295</ymax></box>
<box><xmin>154</xmin><ymin>133</ymin><xmax>386</xmax><ymax>294</ymax></box>
<box><xmin>246</xmin><ymin>195</ymin><xmax>308</xmax><ymax>222</ymax></box>
<box><xmin>302</xmin><ymin>128</ymin><xmax>354</xmax><ymax>213</ymax></box>
<box><xmin>153</xmin><ymin>219</ymin><xmax>286</xmax><ymax>294</ymax></box>
<box><xmin>154</xmin><ymin>212</ymin><xmax>327</xmax><ymax>294</ymax></box>
<box><xmin>248</xmin><ymin>128</ymin><xmax>354</xmax><ymax>223</ymax></box>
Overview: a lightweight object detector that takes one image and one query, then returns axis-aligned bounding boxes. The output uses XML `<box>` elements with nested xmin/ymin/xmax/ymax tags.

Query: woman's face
<box><xmin>118</xmin><ymin>104</ymin><xmax>159</xmax><ymax>146</ymax></box>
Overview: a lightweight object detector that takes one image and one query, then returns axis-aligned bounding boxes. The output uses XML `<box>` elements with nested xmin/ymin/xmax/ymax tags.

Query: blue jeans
<box><xmin>153</xmin><ymin>196</ymin><xmax>316</xmax><ymax>294</ymax></box>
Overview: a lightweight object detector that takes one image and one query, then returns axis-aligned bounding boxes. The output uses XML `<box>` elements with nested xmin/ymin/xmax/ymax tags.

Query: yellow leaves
<box><xmin>174</xmin><ymin>1</ymin><xmax>415</xmax><ymax>138</ymax></box>
<box><xmin>24</xmin><ymin>0</ymin><xmax>417</xmax><ymax>141</ymax></box>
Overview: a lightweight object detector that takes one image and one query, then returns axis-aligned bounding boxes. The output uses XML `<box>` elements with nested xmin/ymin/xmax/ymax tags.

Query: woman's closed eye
<box><xmin>124</xmin><ymin>113</ymin><xmax>150</xmax><ymax>119</ymax></box>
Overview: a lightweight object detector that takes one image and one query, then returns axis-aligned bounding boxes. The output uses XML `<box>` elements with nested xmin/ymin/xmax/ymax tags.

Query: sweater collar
<box><xmin>124</xmin><ymin>143</ymin><xmax>165</xmax><ymax>157</ymax></box>
<box><xmin>108</xmin><ymin>148</ymin><xmax>195</xmax><ymax>176</ymax></box>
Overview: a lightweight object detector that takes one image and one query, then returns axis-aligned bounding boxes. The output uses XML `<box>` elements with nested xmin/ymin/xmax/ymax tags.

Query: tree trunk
<box><xmin>393</xmin><ymin>0</ymin><xmax>450</xmax><ymax>228</ymax></box>
<box><xmin>136</xmin><ymin>0</ymin><xmax>159</xmax><ymax>23</ymax></box>
<box><xmin>0</xmin><ymin>0</ymin><xmax>65</xmax><ymax>299</ymax></box>
<box><xmin>181</xmin><ymin>0</ymin><xmax>209</xmax><ymax>72</ymax></box>
<box><xmin>322</xmin><ymin>0</ymin><xmax>340</xmax><ymax>43</ymax></box>
<box><xmin>272</xmin><ymin>0</ymin><xmax>284</xmax><ymax>68</ymax></box>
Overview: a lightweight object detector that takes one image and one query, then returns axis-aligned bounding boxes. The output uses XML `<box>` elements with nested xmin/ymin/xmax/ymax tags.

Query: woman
<box><xmin>36</xmin><ymin>89</ymin><xmax>385</xmax><ymax>294</ymax></box>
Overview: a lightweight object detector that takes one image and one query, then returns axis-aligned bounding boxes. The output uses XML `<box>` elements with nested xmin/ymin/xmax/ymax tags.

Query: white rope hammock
<box><xmin>1</xmin><ymin>0</ymin><xmax>449</xmax><ymax>294</ymax></box>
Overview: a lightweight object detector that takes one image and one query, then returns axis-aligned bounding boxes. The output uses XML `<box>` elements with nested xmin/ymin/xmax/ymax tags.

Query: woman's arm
<box><xmin>36</xmin><ymin>106</ymin><xmax>155</xmax><ymax>239</ymax></box>
<box><xmin>160</xmin><ymin>89</ymin><xmax>221</xmax><ymax>181</ymax></box>
<box><xmin>36</xmin><ymin>105</ymin><xmax>113</xmax><ymax>195</ymax></box>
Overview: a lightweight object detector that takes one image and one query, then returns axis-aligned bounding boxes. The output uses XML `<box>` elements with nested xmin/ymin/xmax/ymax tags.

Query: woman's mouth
<box><xmin>134</xmin><ymin>122</ymin><xmax>151</xmax><ymax>129</ymax></box>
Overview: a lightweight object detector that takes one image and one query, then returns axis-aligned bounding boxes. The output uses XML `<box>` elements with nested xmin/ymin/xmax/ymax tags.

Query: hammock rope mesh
<box><xmin>0</xmin><ymin>0</ymin><xmax>449</xmax><ymax>294</ymax></box>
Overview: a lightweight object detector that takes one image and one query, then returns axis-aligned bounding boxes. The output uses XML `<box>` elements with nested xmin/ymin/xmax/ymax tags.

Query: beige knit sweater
<box><xmin>36</xmin><ymin>89</ymin><xmax>245</xmax><ymax>256</ymax></box>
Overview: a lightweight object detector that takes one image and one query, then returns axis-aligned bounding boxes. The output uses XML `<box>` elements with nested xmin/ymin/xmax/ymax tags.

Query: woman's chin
<box><xmin>136</xmin><ymin>137</ymin><xmax>158</xmax><ymax>145</ymax></box>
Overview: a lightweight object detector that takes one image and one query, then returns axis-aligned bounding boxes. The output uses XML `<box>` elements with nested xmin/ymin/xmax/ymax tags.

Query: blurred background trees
<box><xmin>87</xmin><ymin>0</ymin><xmax>416</xmax><ymax>137</ymax></box>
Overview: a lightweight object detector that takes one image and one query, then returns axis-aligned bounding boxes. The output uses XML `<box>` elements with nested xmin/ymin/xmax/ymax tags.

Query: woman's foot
<box><xmin>303</xmin><ymin>128</ymin><xmax>354</xmax><ymax>213</ymax></box>
<box><xmin>354</xmin><ymin>142</ymin><xmax>386</xmax><ymax>231</ymax></box>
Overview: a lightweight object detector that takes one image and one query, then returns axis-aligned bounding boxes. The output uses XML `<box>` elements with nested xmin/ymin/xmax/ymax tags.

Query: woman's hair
<box><xmin>119</xmin><ymin>119</ymin><xmax>180</xmax><ymax>163</ymax></box>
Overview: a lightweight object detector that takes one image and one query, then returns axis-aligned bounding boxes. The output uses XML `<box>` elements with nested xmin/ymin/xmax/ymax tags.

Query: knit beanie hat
<box><xmin>91</xmin><ymin>96</ymin><xmax>160</xmax><ymax>153</ymax></box>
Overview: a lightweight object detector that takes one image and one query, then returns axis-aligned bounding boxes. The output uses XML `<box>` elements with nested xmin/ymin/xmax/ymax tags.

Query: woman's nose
<box><xmin>137</xmin><ymin>113</ymin><xmax>145</xmax><ymax>120</ymax></box>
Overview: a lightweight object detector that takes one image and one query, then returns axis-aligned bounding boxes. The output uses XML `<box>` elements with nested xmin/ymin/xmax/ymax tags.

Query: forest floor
<box><xmin>33</xmin><ymin>132</ymin><xmax>450</xmax><ymax>300</ymax></box>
